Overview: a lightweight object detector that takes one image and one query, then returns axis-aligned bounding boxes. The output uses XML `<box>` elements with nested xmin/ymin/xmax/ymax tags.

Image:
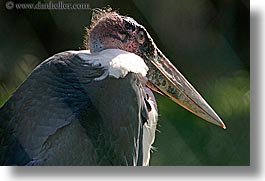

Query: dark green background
<box><xmin>0</xmin><ymin>0</ymin><xmax>249</xmax><ymax>165</ymax></box>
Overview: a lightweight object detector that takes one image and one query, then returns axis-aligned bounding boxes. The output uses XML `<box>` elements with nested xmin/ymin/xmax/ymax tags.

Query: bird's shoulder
<box><xmin>0</xmin><ymin>49</ymin><xmax>152</xmax><ymax>165</ymax></box>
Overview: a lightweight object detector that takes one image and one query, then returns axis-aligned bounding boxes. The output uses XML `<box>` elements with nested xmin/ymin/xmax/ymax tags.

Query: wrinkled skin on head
<box><xmin>87</xmin><ymin>11</ymin><xmax>156</xmax><ymax>60</ymax></box>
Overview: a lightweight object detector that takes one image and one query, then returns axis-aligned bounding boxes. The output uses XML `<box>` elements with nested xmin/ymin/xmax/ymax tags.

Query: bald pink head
<box><xmin>86</xmin><ymin>10</ymin><xmax>156</xmax><ymax>59</ymax></box>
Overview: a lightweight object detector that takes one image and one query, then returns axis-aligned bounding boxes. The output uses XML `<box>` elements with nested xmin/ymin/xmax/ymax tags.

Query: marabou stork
<box><xmin>0</xmin><ymin>9</ymin><xmax>226</xmax><ymax>166</ymax></box>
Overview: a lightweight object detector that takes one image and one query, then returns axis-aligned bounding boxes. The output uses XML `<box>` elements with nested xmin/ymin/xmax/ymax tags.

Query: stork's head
<box><xmin>85</xmin><ymin>9</ymin><xmax>226</xmax><ymax>129</ymax></box>
<box><xmin>87</xmin><ymin>11</ymin><xmax>155</xmax><ymax>56</ymax></box>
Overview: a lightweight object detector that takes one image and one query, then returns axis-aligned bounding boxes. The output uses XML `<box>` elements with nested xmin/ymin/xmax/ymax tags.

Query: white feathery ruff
<box><xmin>72</xmin><ymin>49</ymin><xmax>149</xmax><ymax>79</ymax></box>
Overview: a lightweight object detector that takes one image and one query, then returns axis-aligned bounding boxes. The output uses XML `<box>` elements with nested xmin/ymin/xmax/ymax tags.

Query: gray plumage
<box><xmin>0</xmin><ymin>51</ymin><xmax>156</xmax><ymax>166</ymax></box>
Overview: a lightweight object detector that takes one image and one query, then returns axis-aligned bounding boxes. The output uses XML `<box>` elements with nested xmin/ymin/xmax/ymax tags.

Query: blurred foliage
<box><xmin>151</xmin><ymin>70</ymin><xmax>249</xmax><ymax>165</ymax></box>
<box><xmin>0</xmin><ymin>0</ymin><xmax>249</xmax><ymax>165</ymax></box>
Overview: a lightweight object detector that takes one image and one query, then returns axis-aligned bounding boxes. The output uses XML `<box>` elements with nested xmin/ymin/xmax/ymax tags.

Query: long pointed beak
<box><xmin>145</xmin><ymin>50</ymin><xmax>226</xmax><ymax>129</ymax></box>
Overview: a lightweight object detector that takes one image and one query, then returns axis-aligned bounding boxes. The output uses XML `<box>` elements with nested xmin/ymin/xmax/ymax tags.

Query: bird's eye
<box><xmin>137</xmin><ymin>31</ymin><xmax>145</xmax><ymax>44</ymax></box>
